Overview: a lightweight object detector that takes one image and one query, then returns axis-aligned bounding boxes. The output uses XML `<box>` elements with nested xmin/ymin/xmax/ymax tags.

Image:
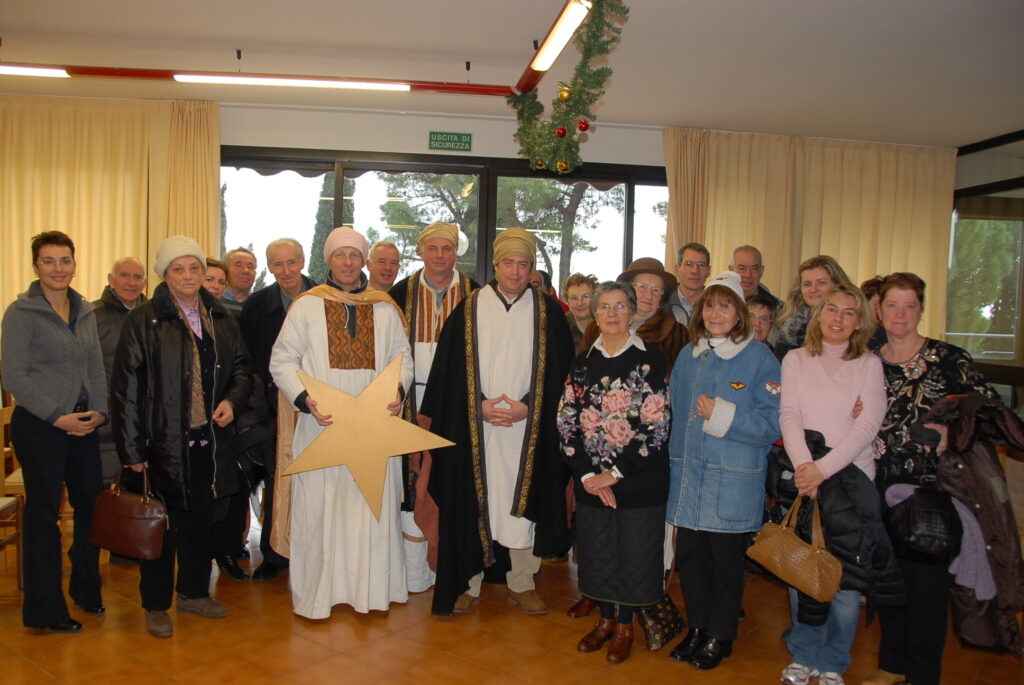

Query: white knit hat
<box><xmin>154</xmin><ymin>235</ymin><xmax>206</xmax><ymax>278</ymax></box>
<box><xmin>707</xmin><ymin>270</ymin><xmax>745</xmax><ymax>302</ymax></box>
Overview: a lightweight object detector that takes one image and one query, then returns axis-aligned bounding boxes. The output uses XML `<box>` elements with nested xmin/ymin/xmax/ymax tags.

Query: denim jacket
<box><xmin>667</xmin><ymin>334</ymin><xmax>781</xmax><ymax>532</ymax></box>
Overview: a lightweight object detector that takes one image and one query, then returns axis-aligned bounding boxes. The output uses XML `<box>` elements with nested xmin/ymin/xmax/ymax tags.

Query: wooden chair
<box><xmin>0</xmin><ymin>405</ymin><xmax>24</xmax><ymax>588</ymax></box>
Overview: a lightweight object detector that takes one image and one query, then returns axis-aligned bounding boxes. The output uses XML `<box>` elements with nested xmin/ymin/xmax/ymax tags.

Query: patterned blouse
<box><xmin>873</xmin><ymin>338</ymin><xmax>997</xmax><ymax>490</ymax></box>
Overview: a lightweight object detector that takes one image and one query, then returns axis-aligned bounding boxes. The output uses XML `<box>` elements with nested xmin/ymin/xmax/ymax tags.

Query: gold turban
<box><xmin>416</xmin><ymin>221</ymin><xmax>459</xmax><ymax>252</ymax></box>
<box><xmin>492</xmin><ymin>227</ymin><xmax>536</xmax><ymax>267</ymax></box>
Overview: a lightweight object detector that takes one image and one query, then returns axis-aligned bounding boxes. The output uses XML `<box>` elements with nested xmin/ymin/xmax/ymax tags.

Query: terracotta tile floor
<box><xmin>0</xmin><ymin>524</ymin><xmax>1020</xmax><ymax>684</ymax></box>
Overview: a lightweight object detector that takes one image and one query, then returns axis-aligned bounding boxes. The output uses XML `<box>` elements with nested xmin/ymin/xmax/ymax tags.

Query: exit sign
<box><xmin>429</xmin><ymin>131</ymin><xmax>472</xmax><ymax>152</ymax></box>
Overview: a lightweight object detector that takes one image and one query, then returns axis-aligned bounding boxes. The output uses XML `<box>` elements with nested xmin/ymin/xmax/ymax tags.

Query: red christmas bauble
<box><xmin>577</xmin><ymin>119</ymin><xmax>590</xmax><ymax>132</ymax></box>
<box><xmin>556</xmin><ymin>126</ymin><xmax>567</xmax><ymax>138</ymax></box>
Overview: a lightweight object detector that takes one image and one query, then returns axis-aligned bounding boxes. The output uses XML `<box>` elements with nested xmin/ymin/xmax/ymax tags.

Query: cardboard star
<box><xmin>282</xmin><ymin>355</ymin><xmax>454</xmax><ymax>520</ymax></box>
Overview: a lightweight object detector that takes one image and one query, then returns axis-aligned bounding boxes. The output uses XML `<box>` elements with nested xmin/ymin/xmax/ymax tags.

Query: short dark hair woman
<box><xmin>667</xmin><ymin>271</ymin><xmax>782</xmax><ymax>670</ymax></box>
<box><xmin>1</xmin><ymin>230</ymin><xmax>107</xmax><ymax>632</ymax></box>
<box><xmin>111</xmin><ymin>235</ymin><xmax>251</xmax><ymax>639</ymax></box>
<box><xmin>869</xmin><ymin>273</ymin><xmax>998</xmax><ymax>685</ymax></box>
<box><xmin>557</xmin><ymin>281</ymin><xmax>671</xmax><ymax>664</ymax></box>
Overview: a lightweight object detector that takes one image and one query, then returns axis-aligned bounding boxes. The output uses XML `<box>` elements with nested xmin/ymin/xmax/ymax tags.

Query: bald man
<box><xmin>92</xmin><ymin>257</ymin><xmax>147</xmax><ymax>486</ymax></box>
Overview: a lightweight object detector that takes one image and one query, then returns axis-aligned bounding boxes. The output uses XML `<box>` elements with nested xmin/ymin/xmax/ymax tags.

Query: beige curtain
<box><xmin>0</xmin><ymin>95</ymin><xmax>219</xmax><ymax>311</ymax></box>
<box><xmin>662</xmin><ymin>128</ymin><xmax>956</xmax><ymax>338</ymax></box>
<box><xmin>662</xmin><ymin>128</ymin><xmax>709</xmax><ymax>265</ymax></box>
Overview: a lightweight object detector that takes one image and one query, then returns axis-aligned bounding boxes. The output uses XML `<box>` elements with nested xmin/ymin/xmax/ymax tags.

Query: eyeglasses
<box><xmin>681</xmin><ymin>260</ymin><xmax>709</xmax><ymax>269</ymax></box>
<box><xmin>37</xmin><ymin>258</ymin><xmax>74</xmax><ymax>268</ymax></box>
<box><xmin>567</xmin><ymin>293</ymin><xmax>591</xmax><ymax>303</ymax></box>
<box><xmin>596</xmin><ymin>302</ymin><xmax>630</xmax><ymax>315</ymax></box>
<box><xmin>633</xmin><ymin>282</ymin><xmax>664</xmax><ymax>296</ymax></box>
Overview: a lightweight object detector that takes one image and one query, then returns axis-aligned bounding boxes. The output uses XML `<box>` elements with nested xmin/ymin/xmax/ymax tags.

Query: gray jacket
<box><xmin>1</xmin><ymin>281</ymin><xmax>107</xmax><ymax>423</ymax></box>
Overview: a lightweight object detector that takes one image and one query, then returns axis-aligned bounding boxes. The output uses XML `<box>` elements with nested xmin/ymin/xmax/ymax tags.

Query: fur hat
<box><xmin>154</xmin><ymin>235</ymin><xmax>206</xmax><ymax>278</ymax></box>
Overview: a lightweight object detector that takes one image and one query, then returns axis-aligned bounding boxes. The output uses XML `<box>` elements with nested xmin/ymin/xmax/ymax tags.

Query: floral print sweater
<box><xmin>557</xmin><ymin>342</ymin><xmax>670</xmax><ymax>509</ymax></box>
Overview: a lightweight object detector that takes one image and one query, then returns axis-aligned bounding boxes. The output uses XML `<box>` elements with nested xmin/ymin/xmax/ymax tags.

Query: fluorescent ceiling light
<box><xmin>173</xmin><ymin>73</ymin><xmax>410</xmax><ymax>91</ymax></box>
<box><xmin>529</xmin><ymin>0</ymin><xmax>592</xmax><ymax>72</ymax></box>
<box><xmin>0</xmin><ymin>65</ymin><xmax>70</xmax><ymax>78</ymax></box>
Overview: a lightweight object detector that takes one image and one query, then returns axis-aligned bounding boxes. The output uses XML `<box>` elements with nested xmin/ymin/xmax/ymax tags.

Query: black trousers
<box><xmin>139</xmin><ymin>443</ymin><xmax>215</xmax><ymax>610</ymax></box>
<box><xmin>11</xmin><ymin>407</ymin><xmax>103</xmax><ymax>628</ymax></box>
<box><xmin>211</xmin><ymin>480</ymin><xmax>248</xmax><ymax>559</ymax></box>
<box><xmin>258</xmin><ymin>448</ymin><xmax>288</xmax><ymax>567</ymax></box>
<box><xmin>878</xmin><ymin>557</ymin><xmax>951</xmax><ymax>685</ymax></box>
<box><xmin>676</xmin><ymin>527</ymin><xmax>750</xmax><ymax>641</ymax></box>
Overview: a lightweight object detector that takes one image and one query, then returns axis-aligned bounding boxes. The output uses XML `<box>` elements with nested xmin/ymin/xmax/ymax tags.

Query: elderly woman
<box><xmin>667</xmin><ymin>271</ymin><xmax>781</xmax><ymax>671</ymax></box>
<box><xmin>557</xmin><ymin>281</ymin><xmax>670</xmax><ymax>664</ymax></box>
<box><xmin>562</xmin><ymin>272</ymin><xmax>598</xmax><ymax>352</ymax></box>
<box><xmin>777</xmin><ymin>284</ymin><xmax>892</xmax><ymax>685</ymax></box>
<box><xmin>1</xmin><ymin>231</ymin><xmax>106</xmax><ymax>632</ymax></box>
<box><xmin>775</xmin><ymin>255</ymin><xmax>853</xmax><ymax>360</ymax></box>
<box><xmin>581</xmin><ymin>257</ymin><xmax>689</xmax><ymax>371</ymax></box>
<box><xmin>111</xmin><ymin>235</ymin><xmax>251</xmax><ymax>639</ymax></box>
<box><xmin>868</xmin><ymin>273</ymin><xmax>998</xmax><ymax>685</ymax></box>
<box><xmin>270</xmin><ymin>227</ymin><xmax>413</xmax><ymax>618</ymax></box>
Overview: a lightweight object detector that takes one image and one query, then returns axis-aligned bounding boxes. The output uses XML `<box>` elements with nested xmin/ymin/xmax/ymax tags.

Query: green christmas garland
<box><xmin>507</xmin><ymin>0</ymin><xmax>629</xmax><ymax>174</ymax></box>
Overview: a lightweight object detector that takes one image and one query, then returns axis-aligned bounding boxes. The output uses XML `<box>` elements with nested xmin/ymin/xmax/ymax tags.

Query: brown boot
<box><xmin>566</xmin><ymin>596</ymin><xmax>598</xmax><ymax>618</ymax></box>
<box><xmin>577</xmin><ymin>617</ymin><xmax>616</xmax><ymax>653</ymax></box>
<box><xmin>861</xmin><ymin>669</ymin><xmax>906</xmax><ymax>685</ymax></box>
<box><xmin>606</xmin><ymin>621</ymin><xmax>635</xmax><ymax>664</ymax></box>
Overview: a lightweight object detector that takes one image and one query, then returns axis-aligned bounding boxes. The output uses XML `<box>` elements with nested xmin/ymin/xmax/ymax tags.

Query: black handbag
<box><xmin>885</xmin><ymin>474</ymin><xmax>962</xmax><ymax>565</ymax></box>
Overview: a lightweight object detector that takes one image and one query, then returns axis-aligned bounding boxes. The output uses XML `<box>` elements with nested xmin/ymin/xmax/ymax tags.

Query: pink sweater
<box><xmin>779</xmin><ymin>343</ymin><xmax>886</xmax><ymax>480</ymax></box>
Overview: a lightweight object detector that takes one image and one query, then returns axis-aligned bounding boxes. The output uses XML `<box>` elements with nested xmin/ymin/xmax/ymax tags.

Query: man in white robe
<box><xmin>269</xmin><ymin>227</ymin><xmax>413</xmax><ymax>618</ymax></box>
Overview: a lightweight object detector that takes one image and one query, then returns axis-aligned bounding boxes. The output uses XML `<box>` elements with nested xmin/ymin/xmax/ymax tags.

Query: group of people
<box><xmin>2</xmin><ymin>228</ymin><xmax>1020</xmax><ymax>685</ymax></box>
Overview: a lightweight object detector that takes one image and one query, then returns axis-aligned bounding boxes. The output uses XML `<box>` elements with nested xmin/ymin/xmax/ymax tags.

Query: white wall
<box><xmin>220</xmin><ymin>103</ymin><xmax>666</xmax><ymax>167</ymax></box>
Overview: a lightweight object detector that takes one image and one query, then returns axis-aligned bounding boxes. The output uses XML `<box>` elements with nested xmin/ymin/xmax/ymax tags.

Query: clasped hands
<box><xmin>481</xmin><ymin>394</ymin><xmax>528</xmax><ymax>427</ymax></box>
<box><xmin>583</xmin><ymin>471</ymin><xmax>619</xmax><ymax>509</ymax></box>
<box><xmin>54</xmin><ymin>411</ymin><xmax>104</xmax><ymax>437</ymax></box>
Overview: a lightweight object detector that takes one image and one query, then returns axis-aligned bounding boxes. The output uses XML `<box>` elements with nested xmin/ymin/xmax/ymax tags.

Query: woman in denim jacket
<box><xmin>666</xmin><ymin>271</ymin><xmax>781</xmax><ymax>671</ymax></box>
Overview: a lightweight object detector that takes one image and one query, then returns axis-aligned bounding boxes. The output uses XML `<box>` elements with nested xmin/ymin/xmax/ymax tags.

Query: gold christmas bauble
<box><xmin>534</xmin><ymin>160</ymin><xmax>546</xmax><ymax>170</ymax></box>
<box><xmin>558</xmin><ymin>86</ymin><xmax>572</xmax><ymax>102</ymax></box>
<box><xmin>557</xmin><ymin>160</ymin><xmax>570</xmax><ymax>173</ymax></box>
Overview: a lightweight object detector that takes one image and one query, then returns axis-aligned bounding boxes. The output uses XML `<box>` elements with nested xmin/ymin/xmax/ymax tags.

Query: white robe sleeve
<box><xmin>270</xmin><ymin>296</ymin><xmax>314</xmax><ymax>405</ymax></box>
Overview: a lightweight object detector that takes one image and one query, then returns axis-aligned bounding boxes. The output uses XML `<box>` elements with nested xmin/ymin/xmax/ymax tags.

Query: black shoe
<box><xmin>76</xmin><ymin>604</ymin><xmax>105</xmax><ymax>616</ymax></box>
<box><xmin>48</xmin><ymin>619</ymin><xmax>82</xmax><ymax>633</ymax></box>
<box><xmin>687</xmin><ymin>637</ymin><xmax>732</xmax><ymax>670</ymax></box>
<box><xmin>252</xmin><ymin>561</ymin><xmax>284</xmax><ymax>582</ymax></box>
<box><xmin>216</xmin><ymin>555</ymin><xmax>250</xmax><ymax>581</ymax></box>
<box><xmin>668</xmin><ymin>628</ymin><xmax>707</xmax><ymax>662</ymax></box>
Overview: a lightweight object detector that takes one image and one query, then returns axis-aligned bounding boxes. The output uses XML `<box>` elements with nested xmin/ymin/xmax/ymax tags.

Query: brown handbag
<box><xmin>747</xmin><ymin>495</ymin><xmax>841</xmax><ymax>603</ymax></box>
<box><xmin>89</xmin><ymin>468</ymin><xmax>167</xmax><ymax>560</ymax></box>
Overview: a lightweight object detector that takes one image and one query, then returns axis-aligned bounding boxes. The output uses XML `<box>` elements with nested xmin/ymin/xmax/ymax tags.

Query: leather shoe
<box><xmin>216</xmin><ymin>555</ymin><xmax>250</xmax><ymax>581</ymax></box>
<box><xmin>48</xmin><ymin>619</ymin><xmax>82</xmax><ymax>633</ymax></box>
<box><xmin>76</xmin><ymin>603</ymin><xmax>105</xmax><ymax>616</ymax></box>
<box><xmin>453</xmin><ymin>593</ymin><xmax>480</xmax><ymax>614</ymax></box>
<box><xmin>177</xmin><ymin>596</ymin><xmax>228</xmax><ymax>618</ymax></box>
<box><xmin>688</xmin><ymin>637</ymin><xmax>732</xmax><ymax>670</ymax></box>
<box><xmin>252</xmin><ymin>561</ymin><xmax>284</xmax><ymax>582</ymax></box>
<box><xmin>507</xmin><ymin>589</ymin><xmax>547</xmax><ymax>615</ymax></box>
<box><xmin>669</xmin><ymin>628</ymin><xmax>707</xmax><ymax>662</ymax></box>
<box><xmin>606</xmin><ymin>621</ymin><xmax>635</xmax><ymax>664</ymax></box>
<box><xmin>577</xmin><ymin>617</ymin><xmax>615</xmax><ymax>652</ymax></box>
<box><xmin>145</xmin><ymin>610</ymin><xmax>173</xmax><ymax>638</ymax></box>
<box><xmin>566</xmin><ymin>596</ymin><xmax>598</xmax><ymax>619</ymax></box>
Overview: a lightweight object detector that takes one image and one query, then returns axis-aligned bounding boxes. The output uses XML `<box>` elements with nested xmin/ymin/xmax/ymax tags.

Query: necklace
<box><xmin>883</xmin><ymin>338</ymin><xmax>925</xmax><ymax>365</ymax></box>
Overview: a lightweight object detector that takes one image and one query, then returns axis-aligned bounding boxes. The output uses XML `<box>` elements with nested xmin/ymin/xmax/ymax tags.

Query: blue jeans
<box><xmin>787</xmin><ymin>588</ymin><xmax>860</xmax><ymax>674</ymax></box>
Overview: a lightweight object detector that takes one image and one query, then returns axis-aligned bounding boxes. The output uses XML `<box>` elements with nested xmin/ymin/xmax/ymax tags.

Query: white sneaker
<box><xmin>781</xmin><ymin>663</ymin><xmax>820</xmax><ymax>685</ymax></box>
<box><xmin>819</xmin><ymin>672</ymin><xmax>845</xmax><ymax>685</ymax></box>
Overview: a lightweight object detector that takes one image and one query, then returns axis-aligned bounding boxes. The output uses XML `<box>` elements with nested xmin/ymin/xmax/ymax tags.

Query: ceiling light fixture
<box><xmin>0</xmin><ymin>64</ymin><xmax>69</xmax><ymax>78</ymax></box>
<box><xmin>173</xmin><ymin>73</ymin><xmax>411</xmax><ymax>92</ymax></box>
<box><xmin>516</xmin><ymin>0</ymin><xmax>592</xmax><ymax>93</ymax></box>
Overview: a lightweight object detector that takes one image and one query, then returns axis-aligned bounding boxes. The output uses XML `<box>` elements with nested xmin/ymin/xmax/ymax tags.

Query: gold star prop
<box><xmin>281</xmin><ymin>355</ymin><xmax>453</xmax><ymax>520</ymax></box>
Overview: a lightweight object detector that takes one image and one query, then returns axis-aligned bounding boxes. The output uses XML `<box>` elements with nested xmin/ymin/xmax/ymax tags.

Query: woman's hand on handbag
<box><xmin>211</xmin><ymin>400</ymin><xmax>235</xmax><ymax>428</ymax></box>
<box><xmin>795</xmin><ymin>461</ymin><xmax>825</xmax><ymax>497</ymax></box>
<box><xmin>124</xmin><ymin>462</ymin><xmax>148</xmax><ymax>473</ymax></box>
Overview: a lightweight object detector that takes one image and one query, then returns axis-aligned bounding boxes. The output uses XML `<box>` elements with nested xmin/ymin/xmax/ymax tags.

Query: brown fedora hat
<box><xmin>617</xmin><ymin>257</ymin><xmax>678</xmax><ymax>299</ymax></box>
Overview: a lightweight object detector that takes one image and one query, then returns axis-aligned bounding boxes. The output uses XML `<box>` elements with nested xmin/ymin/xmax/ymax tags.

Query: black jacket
<box><xmin>239</xmin><ymin>276</ymin><xmax>317</xmax><ymax>387</ymax></box>
<box><xmin>110</xmin><ymin>283</ymin><xmax>251</xmax><ymax>510</ymax></box>
<box><xmin>93</xmin><ymin>285</ymin><xmax>146</xmax><ymax>378</ymax></box>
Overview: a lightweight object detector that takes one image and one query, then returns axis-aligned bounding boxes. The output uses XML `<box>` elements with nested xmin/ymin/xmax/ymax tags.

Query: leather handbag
<box><xmin>89</xmin><ymin>468</ymin><xmax>167</xmax><ymax>560</ymax></box>
<box><xmin>638</xmin><ymin>592</ymin><xmax>686</xmax><ymax>650</ymax></box>
<box><xmin>747</xmin><ymin>495</ymin><xmax>842</xmax><ymax>603</ymax></box>
<box><xmin>885</xmin><ymin>475</ymin><xmax>962</xmax><ymax>565</ymax></box>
